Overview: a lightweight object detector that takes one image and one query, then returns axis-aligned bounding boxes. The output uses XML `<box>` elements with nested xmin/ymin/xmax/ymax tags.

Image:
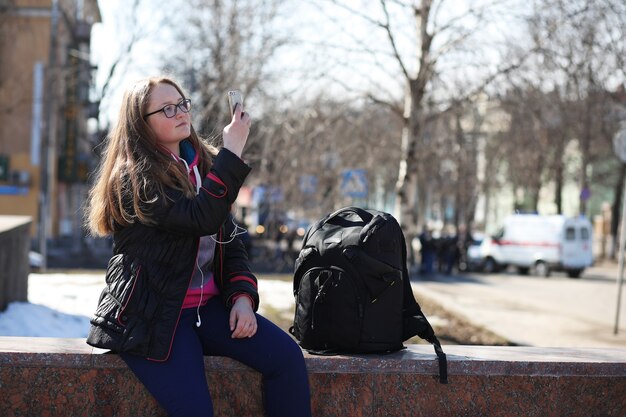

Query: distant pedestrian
<box><xmin>437</xmin><ymin>231</ymin><xmax>457</xmax><ymax>275</ymax></box>
<box><xmin>84</xmin><ymin>76</ymin><xmax>311</xmax><ymax>417</ymax></box>
<box><xmin>419</xmin><ymin>228</ymin><xmax>436</xmax><ymax>274</ymax></box>
<box><xmin>455</xmin><ymin>225</ymin><xmax>474</xmax><ymax>272</ymax></box>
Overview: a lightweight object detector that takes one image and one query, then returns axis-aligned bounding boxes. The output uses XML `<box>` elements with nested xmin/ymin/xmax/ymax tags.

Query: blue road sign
<box><xmin>341</xmin><ymin>169</ymin><xmax>368</xmax><ymax>198</ymax></box>
<box><xmin>299</xmin><ymin>175</ymin><xmax>318</xmax><ymax>194</ymax></box>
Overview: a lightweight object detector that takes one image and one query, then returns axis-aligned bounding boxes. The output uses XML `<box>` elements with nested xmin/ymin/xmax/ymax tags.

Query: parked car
<box><xmin>29</xmin><ymin>251</ymin><xmax>43</xmax><ymax>269</ymax></box>
<box><xmin>477</xmin><ymin>214</ymin><xmax>593</xmax><ymax>278</ymax></box>
<box><xmin>464</xmin><ymin>236</ymin><xmax>485</xmax><ymax>272</ymax></box>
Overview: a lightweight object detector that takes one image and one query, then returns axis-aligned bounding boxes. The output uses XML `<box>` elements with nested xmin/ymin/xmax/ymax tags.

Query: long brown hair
<box><xmin>85</xmin><ymin>76</ymin><xmax>218</xmax><ymax>236</ymax></box>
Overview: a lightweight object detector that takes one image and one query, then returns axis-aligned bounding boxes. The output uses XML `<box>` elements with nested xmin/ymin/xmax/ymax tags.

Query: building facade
<box><xmin>0</xmin><ymin>0</ymin><xmax>101</xmax><ymax>256</ymax></box>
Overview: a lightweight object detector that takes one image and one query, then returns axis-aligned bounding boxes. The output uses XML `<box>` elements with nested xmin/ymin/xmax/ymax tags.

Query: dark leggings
<box><xmin>120</xmin><ymin>298</ymin><xmax>311</xmax><ymax>417</ymax></box>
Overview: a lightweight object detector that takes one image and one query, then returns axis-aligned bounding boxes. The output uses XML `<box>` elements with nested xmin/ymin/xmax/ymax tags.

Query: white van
<box><xmin>478</xmin><ymin>214</ymin><xmax>593</xmax><ymax>278</ymax></box>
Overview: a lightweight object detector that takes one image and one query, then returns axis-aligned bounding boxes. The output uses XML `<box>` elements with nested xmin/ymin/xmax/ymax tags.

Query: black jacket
<box><xmin>86</xmin><ymin>148</ymin><xmax>257</xmax><ymax>361</ymax></box>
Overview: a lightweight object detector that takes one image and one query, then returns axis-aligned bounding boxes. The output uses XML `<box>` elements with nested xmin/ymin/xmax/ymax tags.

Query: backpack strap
<box><xmin>327</xmin><ymin>206</ymin><xmax>374</xmax><ymax>226</ymax></box>
<box><xmin>302</xmin><ymin>206</ymin><xmax>373</xmax><ymax>246</ymax></box>
<box><xmin>400</xmin><ymin>232</ymin><xmax>448</xmax><ymax>384</ymax></box>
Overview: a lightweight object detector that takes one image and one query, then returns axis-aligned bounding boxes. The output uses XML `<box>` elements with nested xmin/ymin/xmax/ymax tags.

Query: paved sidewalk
<box><xmin>412</xmin><ymin>261</ymin><xmax>626</xmax><ymax>348</ymax></box>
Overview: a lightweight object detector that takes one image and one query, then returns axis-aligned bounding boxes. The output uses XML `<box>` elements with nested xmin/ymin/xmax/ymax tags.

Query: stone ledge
<box><xmin>0</xmin><ymin>217</ymin><xmax>31</xmax><ymax>312</ymax></box>
<box><xmin>1</xmin><ymin>337</ymin><xmax>625</xmax><ymax>416</ymax></box>
<box><xmin>1</xmin><ymin>337</ymin><xmax>624</xmax><ymax>376</ymax></box>
<box><xmin>0</xmin><ymin>215</ymin><xmax>32</xmax><ymax>233</ymax></box>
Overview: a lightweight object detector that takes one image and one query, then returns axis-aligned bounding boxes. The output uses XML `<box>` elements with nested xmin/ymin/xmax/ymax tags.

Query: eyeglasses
<box><xmin>143</xmin><ymin>98</ymin><xmax>191</xmax><ymax>119</ymax></box>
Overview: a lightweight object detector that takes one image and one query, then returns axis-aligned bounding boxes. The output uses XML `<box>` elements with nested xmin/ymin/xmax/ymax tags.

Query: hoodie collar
<box><xmin>179</xmin><ymin>139</ymin><xmax>199</xmax><ymax>170</ymax></box>
<box><xmin>164</xmin><ymin>139</ymin><xmax>202</xmax><ymax>195</ymax></box>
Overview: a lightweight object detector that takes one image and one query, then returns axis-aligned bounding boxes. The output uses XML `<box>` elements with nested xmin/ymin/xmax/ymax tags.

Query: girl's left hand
<box><xmin>229</xmin><ymin>296</ymin><xmax>257</xmax><ymax>338</ymax></box>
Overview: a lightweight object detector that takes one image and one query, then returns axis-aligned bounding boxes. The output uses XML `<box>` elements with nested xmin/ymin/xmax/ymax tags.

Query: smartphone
<box><xmin>227</xmin><ymin>90</ymin><xmax>243</xmax><ymax>116</ymax></box>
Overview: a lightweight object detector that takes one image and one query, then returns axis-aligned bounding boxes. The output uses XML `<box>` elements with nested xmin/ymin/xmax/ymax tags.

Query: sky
<box><xmin>0</xmin><ymin>273</ymin><xmax>295</xmax><ymax>338</ymax></box>
<box><xmin>90</xmin><ymin>0</ymin><xmax>372</xmax><ymax>124</ymax></box>
<box><xmin>89</xmin><ymin>0</ymin><xmax>529</xmax><ymax>127</ymax></box>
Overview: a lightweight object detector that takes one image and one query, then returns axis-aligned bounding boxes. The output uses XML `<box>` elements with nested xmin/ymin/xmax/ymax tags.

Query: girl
<box><xmin>85</xmin><ymin>76</ymin><xmax>311</xmax><ymax>417</ymax></box>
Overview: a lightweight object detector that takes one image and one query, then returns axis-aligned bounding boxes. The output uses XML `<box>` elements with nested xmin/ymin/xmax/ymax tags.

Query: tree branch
<box><xmin>379</xmin><ymin>0</ymin><xmax>411</xmax><ymax>81</ymax></box>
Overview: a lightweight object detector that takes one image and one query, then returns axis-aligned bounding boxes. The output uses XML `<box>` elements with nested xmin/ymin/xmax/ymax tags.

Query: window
<box><xmin>580</xmin><ymin>227</ymin><xmax>589</xmax><ymax>240</ymax></box>
<box><xmin>565</xmin><ymin>227</ymin><xmax>576</xmax><ymax>240</ymax></box>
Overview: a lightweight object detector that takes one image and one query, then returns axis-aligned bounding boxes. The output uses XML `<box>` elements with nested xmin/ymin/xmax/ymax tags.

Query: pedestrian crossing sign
<box><xmin>341</xmin><ymin>169</ymin><xmax>368</xmax><ymax>198</ymax></box>
<box><xmin>299</xmin><ymin>175</ymin><xmax>318</xmax><ymax>194</ymax></box>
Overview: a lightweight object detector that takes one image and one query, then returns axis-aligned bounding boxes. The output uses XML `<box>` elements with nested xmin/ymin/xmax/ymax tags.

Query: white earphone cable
<box><xmin>210</xmin><ymin>215</ymin><xmax>248</xmax><ymax>244</ymax></box>
<box><xmin>195</xmin><ymin>256</ymin><xmax>204</xmax><ymax>327</ymax></box>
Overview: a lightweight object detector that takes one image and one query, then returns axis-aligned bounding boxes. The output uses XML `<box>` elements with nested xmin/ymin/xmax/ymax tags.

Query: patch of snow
<box><xmin>0</xmin><ymin>272</ymin><xmax>295</xmax><ymax>338</ymax></box>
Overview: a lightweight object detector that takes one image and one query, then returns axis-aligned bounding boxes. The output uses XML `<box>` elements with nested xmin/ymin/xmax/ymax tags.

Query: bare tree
<box><xmin>92</xmin><ymin>0</ymin><xmax>166</xmax><ymax>132</ymax></box>
<box><xmin>304</xmin><ymin>0</ymin><xmax>531</xmax><ymax>237</ymax></box>
<box><xmin>527</xmin><ymin>0</ymin><xmax>626</xmax><ymax>215</ymax></box>
<box><xmin>162</xmin><ymin>0</ymin><xmax>290</xmax><ymax>141</ymax></box>
<box><xmin>497</xmin><ymin>85</ymin><xmax>552</xmax><ymax>212</ymax></box>
<box><xmin>252</xmin><ymin>95</ymin><xmax>402</xmax><ymax>226</ymax></box>
<box><xmin>156</xmin><ymin>0</ymin><xmax>397</xmax><ymax>228</ymax></box>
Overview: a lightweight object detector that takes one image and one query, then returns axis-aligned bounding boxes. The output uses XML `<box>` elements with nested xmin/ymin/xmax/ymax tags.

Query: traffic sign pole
<box><xmin>613</xmin><ymin>126</ymin><xmax>626</xmax><ymax>335</ymax></box>
<box><xmin>614</xmin><ymin>179</ymin><xmax>626</xmax><ymax>334</ymax></box>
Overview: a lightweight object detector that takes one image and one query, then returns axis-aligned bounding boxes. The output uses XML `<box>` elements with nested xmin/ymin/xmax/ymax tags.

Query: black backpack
<box><xmin>291</xmin><ymin>206</ymin><xmax>448</xmax><ymax>384</ymax></box>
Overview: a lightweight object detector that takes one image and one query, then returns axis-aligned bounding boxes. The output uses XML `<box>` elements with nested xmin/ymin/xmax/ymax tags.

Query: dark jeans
<box><xmin>120</xmin><ymin>298</ymin><xmax>311</xmax><ymax>417</ymax></box>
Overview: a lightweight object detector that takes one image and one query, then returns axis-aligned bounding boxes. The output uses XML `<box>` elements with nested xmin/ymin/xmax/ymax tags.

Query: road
<box><xmin>411</xmin><ymin>263</ymin><xmax>626</xmax><ymax>348</ymax></box>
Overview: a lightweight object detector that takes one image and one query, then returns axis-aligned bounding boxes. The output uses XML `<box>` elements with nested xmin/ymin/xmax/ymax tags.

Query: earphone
<box><xmin>195</xmin><ymin>256</ymin><xmax>204</xmax><ymax>327</ymax></box>
<box><xmin>209</xmin><ymin>216</ymin><xmax>248</xmax><ymax>244</ymax></box>
<box><xmin>174</xmin><ymin>150</ymin><xmax>249</xmax><ymax>327</ymax></box>
<box><xmin>196</xmin><ymin>217</ymin><xmax>248</xmax><ymax>327</ymax></box>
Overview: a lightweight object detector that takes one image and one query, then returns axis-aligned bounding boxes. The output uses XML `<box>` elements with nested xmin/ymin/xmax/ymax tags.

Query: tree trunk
<box><xmin>578</xmin><ymin>65</ymin><xmax>595</xmax><ymax>216</ymax></box>
<box><xmin>554</xmin><ymin>132</ymin><xmax>565</xmax><ymax>214</ymax></box>
<box><xmin>551</xmin><ymin>122</ymin><xmax>567</xmax><ymax>214</ymax></box>
<box><xmin>395</xmin><ymin>0</ymin><xmax>433</xmax><ymax>232</ymax></box>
